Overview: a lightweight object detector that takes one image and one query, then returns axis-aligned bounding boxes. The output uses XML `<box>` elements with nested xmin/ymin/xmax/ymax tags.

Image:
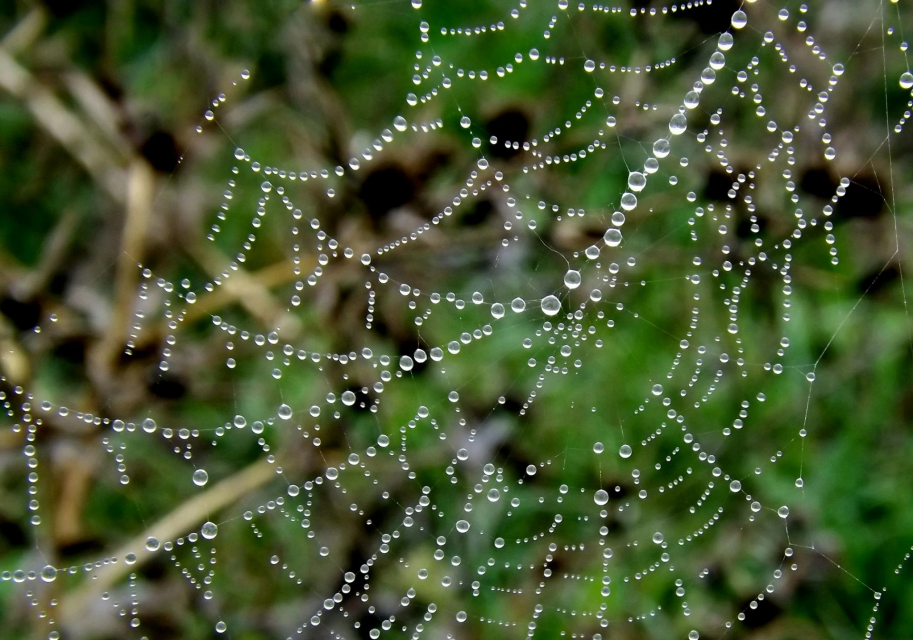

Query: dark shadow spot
<box><xmin>800</xmin><ymin>167</ymin><xmax>837</xmax><ymax>199</ymax></box>
<box><xmin>141</xmin><ymin>130</ymin><xmax>181</xmax><ymax>174</ymax></box>
<box><xmin>858</xmin><ymin>263</ymin><xmax>900</xmax><ymax>297</ymax></box>
<box><xmin>0</xmin><ymin>297</ymin><xmax>41</xmax><ymax>331</ymax></box>
<box><xmin>148</xmin><ymin>372</ymin><xmax>187</xmax><ymax>400</ymax></box>
<box><xmin>59</xmin><ymin>538</ymin><xmax>105</xmax><ymax>559</ymax></box>
<box><xmin>0</xmin><ymin>518</ymin><xmax>26</xmax><ymax>548</ymax></box>
<box><xmin>738</xmin><ymin>594</ymin><xmax>781</xmax><ymax>628</ymax></box>
<box><xmin>671</xmin><ymin>0</ymin><xmax>741</xmax><ymax>34</ymax></box>
<box><xmin>358</xmin><ymin>165</ymin><xmax>415</xmax><ymax>222</ymax></box>
<box><xmin>461</xmin><ymin>199</ymin><xmax>495</xmax><ymax>227</ymax></box>
<box><xmin>53</xmin><ymin>339</ymin><xmax>86</xmax><ymax>364</ymax></box>
<box><xmin>704</xmin><ymin>170</ymin><xmax>733</xmax><ymax>202</ymax></box>
<box><xmin>327</xmin><ymin>10</ymin><xmax>349</xmax><ymax>34</ymax></box>
<box><xmin>833</xmin><ymin>175</ymin><xmax>884</xmax><ymax>222</ymax></box>
<box><xmin>486</xmin><ymin>109</ymin><xmax>529</xmax><ymax>160</ymax></box>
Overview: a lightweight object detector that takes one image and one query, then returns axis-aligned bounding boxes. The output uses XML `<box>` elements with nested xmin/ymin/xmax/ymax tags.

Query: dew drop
<box><xmin>901</xmin><ymin>72</ymin><xmax>913</xmax><ymax>90</ymax></box>
<box><xmin>145</xmin><ymin>537</ymin><xmax>160</xmax><ymax>552</ymax></box>
<box><xmin>604</xmin><ymin>229</ymin><xmax>623</xmax><ymax>247</ymax></box>
<box><xmin>778</xmin><ymin>505</ymin><xmax>790</xmax><ymax>519</ymax></box>
<box><xmin>627</xmin><ymin>171</ymin><xmax>646</xmax><ymax>192</ymax></box>
<box><xmin>731</xmin><ymin>10</ymin><xmax>747</xmax><ymax>29</ymax></box>
<box><xmin>652</xmin><ymin>532</ymin><xmax>664</xmax><ymax>544</ymax></box>
<box><xmin>192</xmin><ymin>469</ymin><xmax>209</xmax><ymax>487</ymax></box>
<box><xmin>511</xmin><ymin>297</ymin><xmax>527</xmax><ymax>313</ymax></box>
<box><xmin>730</xmin><ymin>480</ymin><xmax>742</xmax><ymax>492</ymax></box>
<box><xmin>40</xmin><ymin>565</ymin><xmax>56</xmax><ymax>582</ymax></box>
<box><xmin>278</xmin><ymin>404</ymin><xmax>293</xmax><ymax>420</ymax></box>
<box><xmin>394</xmin><ymin>116</ymin><xmax>408</xmax><ymax>131</ymax></box>
<box><xmin>540</xmin><ymin>295</ymin><xmax>561</xmax><ymax>316</ymax></box>
<box><xmin>456</xmin><ymin>519</ymin><xmax>471</xmax><ymax>533</ymax></box>
<box><xmin>491</xmin><ymin>303</ymin><xmax>505</xmax><ymax>319</ymax></box>
<box><xmin>594</xmin><ymin>489</ymin><xmax>609</xmax><ymax>506</ymax></box>
<box><xmin>564</xmin><ymin>270</ymin><xmax>582</xmax><ymax>289</ymax></box>
<box><xmin>653</xmin><ymin>138</ymin><xmax>670</xmax><ymax>158</ymax></box>
<box><xmin>201</xmin><ymin>521</ymin><xmax>218</xmax><ymax>540</ymax></box>
<box><xmin>652</xmin><ymin>384</ymin><xmax>663</xmax><ymax>396</ymax></box>
<box><xmin>619</xmin><ymin>444</ymin><xmax>632</xmax><ymax>458</ymax></box>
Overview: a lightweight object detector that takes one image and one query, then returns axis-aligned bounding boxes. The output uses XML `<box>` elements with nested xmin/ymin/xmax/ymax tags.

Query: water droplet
<box><xmin>619</xmin><ymin>444</ymin><xmax>632</xmax><ymax>458</ymax></box>
<box><xmin>215</xmin><ymin>621</ymin><xmax>227</xmax><ymax>634</ymax></box>
<box><xmin>145</xmin><ymin>537</ymin><xmax>160</xmax><ymax>552</ymax></box>
<box><xmin>541</xmin><ymin>295</ymin><xmax>561</xmax><ymax>316</ymax></box>
<box><xmin>653</xmin><ymin>138</ymin><xmax>670</xmax><ymax>158</ymax></box>
<box><xmin>594</xmin><ymin>490</ymin><xmax>609</xmax><ymax>506</ymax></box>
<box><xmin>460</xmin><ymin>116</ymin><xmax>471</xmax><ymax>129</ymax></box>
<box><xmin>564</xmin><ymin>270</ymin><xmax>581</xmax><ymax>289</ymax></box>
<box><xmin>456</xmin><ymin>519</ymin><xmax>470</xmax><ymax>533</ymax></box>
<box><xmin>731</xmin><ymin>10</ymin><xmax>747</xmax><ymax>29</ymax></box>
<box><xmin>40</xmin><ymin>565</ymin><xmax>56</xmax><ymax>582</ymax></box>
<box><xmin>778</xmin><ymin>506</ymin><xmax>789</xmax><ymax>519</ymax></box>
<box><xmin>593</xmin><ymin>442</ymin><xmax>604</xmax><ymax>454</ymax></box>
<box><xmin>689</xmin><ymin>631</ymin><xmax>700</xmax><ymax>640</ymax></box>
<box><xmin>627</xmin><ymin>171</ymin><xmax>646</xmax><ymax>192</ymax></box>
<box><xmin>278</xmin><ymin>404</ymin><xmax>293</xmax><ymax>420</ymax></box>
<box><xmin>456</xmin><ymin>611</ymin><xmax>467</xmax><ymax>622</ymax></box>
<box><xmin>584</xmin><ymin>59</ymin><xmax>596</xmax><ymax>72</ymax></box>
<box><xmin>669</xmin><ymin>113</ymin><xmax>688</xmax><ymax>135</ymax></box>
<box><xmin>192</xmin><ymin>469</ymin><xmax>209</xmax><ymax>487</ymax></box>
<box><xmin>341</xmin><ymin>391</ymin><xmax>356</xmax><ymax>406</ymax></box>
<box><xmin>526</xmin><ymin>464</ymin><xmax>537</xmax><ymax>475</ymax></box>
<box><xmin>487</xmin><ymin>488</ymin><xmax>500</xmax><ymax>502</ymax></box>
<box><xmin>491</xmin><ymin>303</ymin><xmax>505</xmax><ymax>319</ymax></box>
<box><xmin>142</xmin><ymin>418</ymin><xmax>157</xmax><ymax>433</ymax></box>
<box><xmin>730</xmin><ymin>480</ymin><xmax>742</xmax><ymax>492</ymax></box>
<box><xmin>394</xmin><ymin>116</ymin><xmax>408</xmax><ymax>131</ymax></box>
<box><xmin>901</xmin><ymin>72</ymin><xmax>913</xmax><ymax>89</ymax></box>
<box><xmin>604</xmin><ymin>229</ymin><xmax>623</xmax><ymax>247</ymax></box>
<box><xmin>718</xmin><ymin>32</ymin><xmax>734</xmax><ymax>51</ymax></box>
<box><xmin>411</xmin><ymin>0</ymin><xmax>422</xmax><ymax>7</ymax></box>
<box><xmin>652</xmin><ymin>384</ymin><xmax>663</xmax><ymax>396</ymax></box>
<box><xmin>326</xmin><ymin>467</ymin><xmax>339</xmax><ymax>480</ymax></box>
<box><xmin>652</xmin><ymin>532</ymin><xmax>664</xmax><ymax>544</ymax></box>
<box><xmin>201</xmin><ymin>521</ymin><xmax>218</xmax><ymax>539</ymax></box>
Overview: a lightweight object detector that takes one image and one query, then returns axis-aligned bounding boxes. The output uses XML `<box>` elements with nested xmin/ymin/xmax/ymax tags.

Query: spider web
<box><xmin>3</xmin><ymin>1</ymin><xmax>913</xmax><ymax>639</ymax></box>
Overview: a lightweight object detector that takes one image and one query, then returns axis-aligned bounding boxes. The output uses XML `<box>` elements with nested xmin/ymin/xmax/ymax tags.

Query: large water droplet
<box><xmin>594</xmin><ymin>490</ymin><xmax>609</xmax><ymax>506</ymax></box>
<box><xmin>669</xmin><ymin>113</ymin><xmax>688</xmax><ymax>135</ymax></box>
<box><xmin>901</xmin><ymin>72</ymin><xmax>913</xmax><ymax>90</ymax></box>
<box><xmin>652</xmin><ymin>532</ymin><xmax>664</xmax><ymax>544</ymax></box>
<box><xmin>278</xmin><ymin>404</ymin><xmax>293</xmax><ymax>420</ymax></box>
<box><xmin>604</xmin><ymin>229</ymin><xmax>623</xmax><ymax>247</ymax></box>
<box><xmin>731</xmin><ymin>10</ymin><xmax>747</xmax><ymax>29</ymax></box>
<box><xmin>652</xmin><ymin>384</ymin><xmax>663</xmax><ymax>396</ymax></box>
<box><xmin>393</xmin><ymin>116</ymin><xmax>407</xmax><ymax>131</ymax></box>
<box><xmin>653</xmin><ymin>138</ymin><xmax>670</xmax><ymax>158</ymax></box>
<box><xmin>456</xmin><ymin>519</ymin><xmax>471</xmax><ymax>533</ymax></box>
<box><xmin>40</xmin><ymin>565</ymin><xmax>57</xmax><ymax>582</ymax></box>
<box><xmin>730</xmin><ymin>480</ymin><xmax>742</xmax><ymax>492</ymax></box>
<box><xmin>145</xmin><ymin>537</ymin><xmax>160</xmax><ymax>552</ymax></box>
<box><xmin>192</xmin><ymin>469</ymin><xmax>209</xmax><ymax>487</ymax></box>
<box><xmin>201</xmin><ymin>521</ymin><xmax>218</xmax><ymax>539</ymax></box>
<box><xmin>564</xmin><ymin>270</ymin><xmax>581</xmax><ymax>289</ymax></box>
<box><xmin>541</xmin><ymin>295</ymin><xmax>561</xmax><ymax>316</ymax></box>
<box><xmin>627</xmin><ymin>171</ymin><xmax>646</xmax><ymax>192</ymax></box>
<box><xmin>778</xmin><ymin>505</ymin><xmax>790</xmax><ymax>519</ymax></box>
<box><xmin>619</xmin><ymin>444</ymin><xmax>632</xmax><ymax>458</ymax></box>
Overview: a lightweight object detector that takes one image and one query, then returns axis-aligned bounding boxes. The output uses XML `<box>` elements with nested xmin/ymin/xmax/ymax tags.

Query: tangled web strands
<box><xmin>3</xmin><ymin>0</ymin><xmax>913</xmax><ymax>639</ymax></box>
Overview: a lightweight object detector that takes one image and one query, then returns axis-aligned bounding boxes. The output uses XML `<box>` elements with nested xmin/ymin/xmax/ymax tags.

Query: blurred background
<box><xmin>0</xmin><ymin>0</ymin><xmax>912</xmax><ymax>639</ymax></box>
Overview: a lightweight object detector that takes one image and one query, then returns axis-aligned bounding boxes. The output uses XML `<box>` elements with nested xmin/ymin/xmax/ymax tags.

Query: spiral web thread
<box><xmin>3</xmin><ymin>1</ymin><xmax>913</xmax><ymax>639</ymax></box>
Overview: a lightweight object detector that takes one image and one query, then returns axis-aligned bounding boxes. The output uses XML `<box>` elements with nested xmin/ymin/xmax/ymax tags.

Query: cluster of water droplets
<box><xmin>4</xmin><ymin>1</ymin><xmax>913</xmax><ymax>639</ymax></box>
